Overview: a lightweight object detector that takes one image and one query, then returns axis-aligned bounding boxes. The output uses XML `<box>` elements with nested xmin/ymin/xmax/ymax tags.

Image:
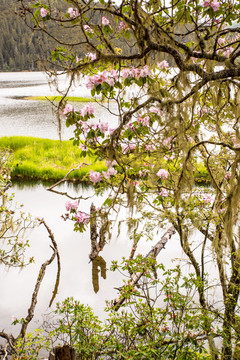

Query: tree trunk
<box><xmin>49</xmin><ymin>345</ymin><xmax>77</xmax><ymax>360</ymax></box>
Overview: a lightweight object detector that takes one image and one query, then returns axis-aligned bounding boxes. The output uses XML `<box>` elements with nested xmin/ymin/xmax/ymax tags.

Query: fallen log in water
<box><xmin>112</xmin><ymin>226</ymin><xmax>176</xmax><ymax>311</ymax></box>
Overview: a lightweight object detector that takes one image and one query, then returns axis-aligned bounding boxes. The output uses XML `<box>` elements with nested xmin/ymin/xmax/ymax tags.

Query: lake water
<box><xmin>0</xmin><ymin>71</ymin><xmax>119</xmax><ymax>140</ymax></box>
<box><xmin>0</xmin><ymin>72</ymin><xmax>184</xmax><ymax>339</ymax></box>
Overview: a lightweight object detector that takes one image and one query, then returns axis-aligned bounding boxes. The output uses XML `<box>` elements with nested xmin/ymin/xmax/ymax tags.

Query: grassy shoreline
<box><xmin>24</xmin><ymin>96</ymin><xmax>93</xmax><ymax>102</ymax></box>
<box><xmin>0</xmin><ymin>136</ymin><xmax>210</xmax><ymax>184</ymax></box>
<box><xmin>0</xmin><ymin>136</ymin><xmax>106</xmax><ymax>183</ymax></box>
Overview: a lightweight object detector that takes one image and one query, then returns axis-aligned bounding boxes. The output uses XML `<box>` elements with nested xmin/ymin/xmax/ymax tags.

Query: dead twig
<box><xmin>112</xmin><ymin>226</ymin><xmax>176</xmax><ymax>310</ymax></box>
<box><xmin>19</xmin><ymin>219</ymin><xmax>60</xmax><ymax>338</ymax></box>
<box><xmin>47</xmin><ymin>163</ymin><xmax>89</xmax><ymax>191</ymax></box>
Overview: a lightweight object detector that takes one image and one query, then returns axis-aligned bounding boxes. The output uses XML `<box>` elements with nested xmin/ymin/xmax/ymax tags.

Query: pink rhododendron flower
<box><xmin>204</xmin><ymin>0</ymin><xmax>220</xmax><ymax>11</ymax></box>
<box><xmin>119</xmin><ymin>21</ymin><xmax>128</xmax><ymax>31</ymax></box>
<box><xmin>122</xmin><ymin>144</ymin><xmax>136</xmax><ymax>153</ymax></box>
<box><xmin>68</xmin><ymin>7</ymin><xmax>79</xmax><ymax>18</ymax></box>
<box><xmin>83</xmin><ymin>25</ymin><xmax>93</xmax><ymax>33</ymax></box>
<box><xmin>140</xmin><ymin>65</ymin><xmax>151</xmax><ymax>77</ymax></box>
<box><xmin>198</xmin><ymin>107</ymin><xmax>208</xmax><ymax>117</ymax></box>
<box><xmin>162</xmin><ymin>136</ymin><xmax>173</xmax><ymax>146</ymax></box>
<box><xmin>103</xmin><ymin>167</ymin><xmax>117</xmax><ymax>179</ymax></box>
<box><xmin>149</xmin><ymin>107</ymin><xmax>163</xmax><ymax>116</ymax></box>
<box><xmin>121</xmin><ymin>68</ymin><xmax>130</xmax><ymax>78</ymax></box>
<box><xmin>157</xmin><ymin>169</ymin><xmax>169</xmax><ymax>180</ymax></box>
<box><xmin>139</xmin><ymin>169</ymin><xmax>149</xmax><ymax>177</ymax></box>
<box><xmin>202</xmin><ymin>193</ymin><xmax>212</xmax><ymax>203</ymax></box>
<box><xmin>106</xmin><ymin>159</ymin><xmax>117</xmax><ymax>167</ymax></box>
<box><xmin>224</xmin><ymin>47</ymin><xmax>233</xmax><ymax>58</ymax></box>
<box><xmin>160</xmin><ymin>189</ymin><xmax>169</xmax><ymax>196</ymax></box>
<box><xmin>40</xmin><ymin>8</ymin><xmax>48</xmax><ymax>17</ymax></box>
<box><xmin>99</xmin><ymin>121</ymin><xmax>109</xmax><ymax>133</ymax></box>
<box><xmin>106</xmin><ymin>78</ymin><xmax>115</xmax><ymax>87</ymax></box>
<box><xmin>109</xmin><ymin>128</ymin><xmax>116</xmax><ymax>136</ymax></box>
<box><xmin>225</xmin><ymin>171</ymin><xmax>231</xmax><ymax>180</ymax></box>
<box><xmin>138</xmin><ymin>116</ymin><xmax>150</xmax><ymax>126</ymax></box>
<box><xmin>102</xmin><ymin>17</ymin><xmax>110</xmax><ymax>26</ymax></box>
<box><xmin>86</xmin><ymin>52</ymin><xmax>97</xmax><ymax>61</ymax></box>
<box><xmin>157</xmin><ymin>60</ymin><xmax>169</xmax><ymax>69</ymax></box>
<box><xmin>79</xmin><ymin>143</ymin><xmax>88</xmax><ymax>151</ymax></box>
<box><xmin>65</xmin><ymin>200</ymin><xmax>78</xmax><ymax>211</ymax></box>
<box><xmin>89</xmin><ymin>170</ymin><xmax>102</xmax><ymax>183</ymax></box>
<box><xmin>145</xmin><ymin>144</ymin><xmax>155</xmax><ymax>152</ymax></box>
<box><xmin>204</xmin><ymin>0</ymin><xmax>211</xmax><ymax>7</ymax></box>
<box><xmin>210</xmin><ymin>0</ymin><xmax>220</xmax><ymax>11</ymax></box>
<box><xmin>130</xmin><ymin>67</ymin><xmax>141</xmax><ymax>78</ymax></box>
<box><xmin>75</xmin><ymin>211</ymin><xmax>89</xmax><ymax>224</ymax></box>
<box><xmin>63</xmin><ymin>104</ymin><xmax>74</xmax><ymax>116</ymax></box>
<box><xmin>81</xmin><ymin>102</ymin><xmax>95</xmax><ymax>116</ymax></box>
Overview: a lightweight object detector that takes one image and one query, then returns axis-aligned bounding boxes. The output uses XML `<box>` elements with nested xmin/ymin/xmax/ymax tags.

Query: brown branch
<box><xmin>19</xmin><ymin>219</ymin><xmax>60</xmax><ymax>338</ymax></box>
<box><xmin>47</xmin><ymin>163</ymin><xmax>89</xmax><ymax>191</ymax></box>
<box><xmin>39</xmin><ymin>219</ymin><xmax>61</xmax><ymax>308</ymax></box>
<box><xmin>89</xmin><ymin>203</ymin><xmax>100</xmax><ymax>261</ymax></box>
<box><xmin>112</xmin><ymin>226</ymin><xmax>176</xmax><ymax>310</ymax></box>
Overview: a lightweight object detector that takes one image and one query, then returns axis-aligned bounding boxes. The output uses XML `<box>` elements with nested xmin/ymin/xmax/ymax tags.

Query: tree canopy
<box><xmin>4</xmin><ymin>0</ymin><xmax>240</xmax><ymax>358</ymax></box>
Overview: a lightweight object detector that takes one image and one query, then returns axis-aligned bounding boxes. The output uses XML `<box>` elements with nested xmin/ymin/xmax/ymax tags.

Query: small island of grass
<box><xmin>24</xmin><ymin>96</ymin><xmax>94</xmax><ymax>102</ymax></box>
<box><xmin>0</xmin><ymin>136</ymin><xmax>106</xmax><ymax>183</ymax></box>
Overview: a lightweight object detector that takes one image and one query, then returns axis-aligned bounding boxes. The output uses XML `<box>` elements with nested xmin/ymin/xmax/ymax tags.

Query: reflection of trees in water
<box><xmin>92</xmin><ymin>256</ymin><xmax>106</xmax><ymax>293</ymax></box>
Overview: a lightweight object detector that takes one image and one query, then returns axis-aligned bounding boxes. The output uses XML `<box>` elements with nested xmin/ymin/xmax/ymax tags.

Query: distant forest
<box><xmin>0</xmin><ymin>0</ymin><xmax>169</xmax><ymax>72</ymax></box>
<box><xmin>0</xmin><ymin>0</ymin><xmax>50</xmax><ymax>71</ymax></box>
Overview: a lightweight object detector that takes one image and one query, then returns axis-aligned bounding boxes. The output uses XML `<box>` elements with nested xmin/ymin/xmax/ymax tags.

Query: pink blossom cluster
<box><xmin>63</xmin><ymin>104</ymin><xmax>75</xmax><ymax>117</ymax></box>
<box><xmin>119</xmin><ymin>21</ymin><xmax>129</xmax><ymax>31</ymax></box>
<box><xmin>201</xmin><ymin>193</ymin><xmax>212</xmax><ymax>203</ymax></box>
<box><xmin>89</xmin><ymin>170</ymin><xmax>102</xmax><ymax>183</ymax></box>
<box><xmin>75</xmin><ymin>211</ymin><xmax>89</xmax><ymax>224</ymax></box>
<box><xmin>197</xmin><ymin>107</ymin><xmax>208</xmax><ymax>117</ymax></box>
<box><xmin>149</xmin><ymin>107</ymin><xmax>163</xmax><ymax>116</ymax></box>
<box><xmin>86</xmin><ymin>69</ymin><xmax>118</xmax><ymax>90</ymax></box>
<box><xmin>65</xmin><ymin>200</ymin><xmax>78</xmax><ymax>211</ymax></box>
<box><xmin>68</xmin><ymin>7</ymin><xmax>79</xmax><ymax>18</ymax></box>
<box><xmin>84</xmin><ymin>25</ymin><xmax>93</xmax><ymax>33</ymax></box>
<box><xmin>156</xmin><ymin>169</ymin><xmax>169</xmax><ymax>180</ymax></box>
<box><xmin>139</xmin><ymin>169</ymin><xmax>149</xmax><ymax>177</ymax></box>
<box><xmin>157</xmin><ymin>60</ymin><xmax>169</xmax><ymax>70</ymax></box>
<box><xmin>160</xmin><ymin>188</ymin><xmax>169</xmax><ymax>197</ymax></box>
<box><xmin>145</xmin><ymin>144</ymin><xmax>155</xmax><ymax>152</ymax></box>
<box><xmin>121</xmin><ymin>65</ymin><xmax>151</xmax><ymax>79</ymax></box>
<box><xmin>203</xmin><ymin>0</ymin><xmax>220</xmax><ymax>11</ymax></box>
<box><xmin>103</xmin><ymin>167</ymin><xmax>117</xmax><ymax>179</ymax></box>
<box><xmin>122</xmin><ymin>144</ymin><xmax>136</xmax><ymax>154</ymax></box>
<box><xmin>80</xmin><ymin>102</ymin><xmax>95</xmax><ymax>117</ymax></box>
<box><xmin>225</xmin><ymin>171</ymin><xmax>231</xmax><ymax>180</ymax></box>
<box><xmin>102</xmin><ymin>17</ymin><xmax>110</xmax><ymax>26</ymax></box>
<box><xmin>40</xmin><ymin>8</ymin><xmax>48</xmax><ymax>17</ymax></box>
<box><xmin>106</xmin><ymin>160</ymin><xmax>117</xmax><ymax>167</ymax></box>
<box><xmin>86</xmin><ymin>53</ymin><xmax>97</xmax><ymax>61</ymax></box>
<box><xmin>79</xmin><ymin>143</ymin><xmax>88</xmax><ymax>151</ymax></box>
<box><xmin>230</xmin><ymin>133</ymin><xmax>240</xmax><ymax>148</ymax></box>
<box><xmin>137</xmin><ymin>116</ymin><xmax>150</xmax><ymax>126</ymax></box>
<box><xmin>162</xmin><ymin>136</ymin><xmax>173</xmax><ymax>147</ymax></box>
<box><xmin>99</xmin><ymin>121</ymin><xmax>109</xmax><ymax>133</ymax></box>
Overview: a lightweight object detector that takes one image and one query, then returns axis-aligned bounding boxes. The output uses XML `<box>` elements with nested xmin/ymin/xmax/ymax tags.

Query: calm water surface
<box><xmin>0</xmin><ymin>72</ymin><xmax>182</xmax><ymax>336</ymax></box>
<box><xmin>0</xmin><ymin>72</ymin><xmax>118</xmax><ymax>139</ymax></box>
<box><xmin>0</xmin><ymin>73</ymin><xmax>219</xmax><ymax>347</ymax></box>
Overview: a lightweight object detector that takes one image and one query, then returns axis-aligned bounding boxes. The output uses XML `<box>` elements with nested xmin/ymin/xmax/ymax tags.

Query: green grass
<box><xmin>0</xmin><ymin>136</ymin><xmax>211</xmax><ymax>185</ymax></box>
<box><xmin>0</xmin><ymin>136</ymin><xmax>107</xmax><ymax>183</ymax></box>
<box><xmin>24</xmin><ymin>96</ymin><xmax>93</xmax><ymax>102</ymax></box>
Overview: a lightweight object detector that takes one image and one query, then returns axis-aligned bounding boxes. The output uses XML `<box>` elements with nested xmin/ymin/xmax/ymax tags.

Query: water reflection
<box><xmin>92</xmin><ymin>256</ymin><xmax>107</xmax><ymax>293</ymax></box>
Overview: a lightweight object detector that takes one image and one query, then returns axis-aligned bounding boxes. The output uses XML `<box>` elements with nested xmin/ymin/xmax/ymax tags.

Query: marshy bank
<box><xmin>0</xmin><ymin>136</ymin><xmax>107</xmax><ymax>182</ymax></box>
<box><xmin>0</xmin><ymin>136</ymin><xmax>210</xmax><ymax>184</ymax></box>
